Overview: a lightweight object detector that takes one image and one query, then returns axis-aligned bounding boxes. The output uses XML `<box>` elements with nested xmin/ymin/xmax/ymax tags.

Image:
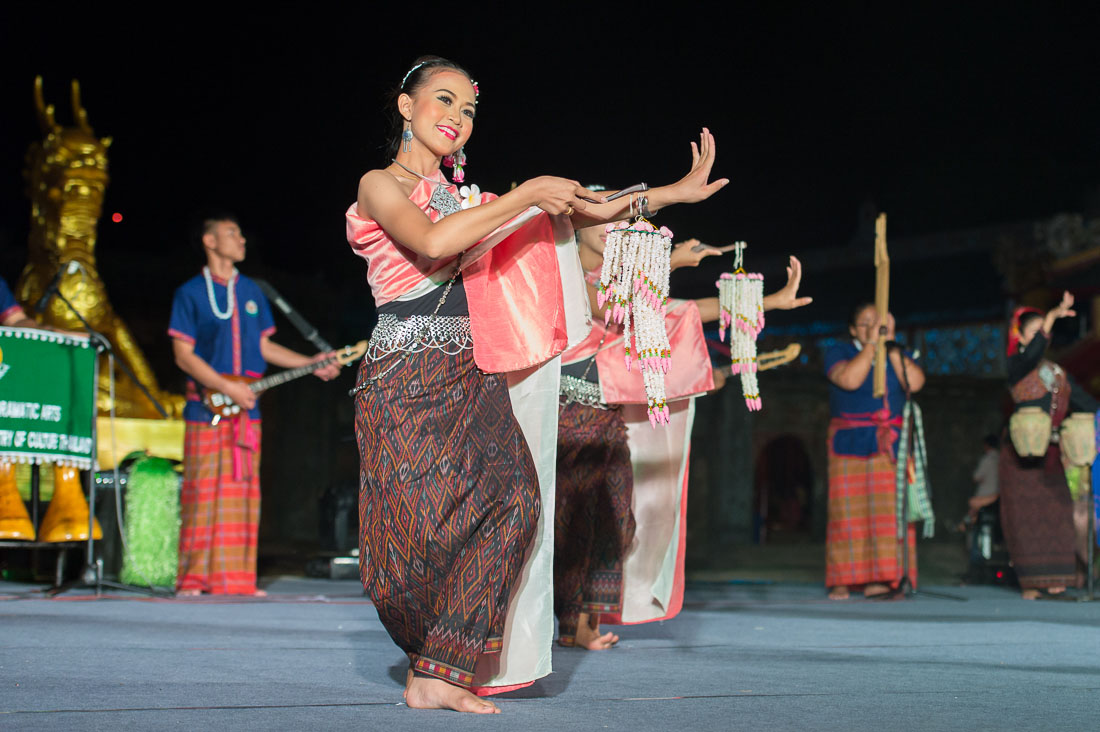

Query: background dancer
<box><xmin>1001</xmin><ymin>294</ymin><xmax>1098</xmax><ymax>599</ymax></box>
<box><xmin>347</xmin><ymin>55</ymin><xmax>728</xmax><ymax>713</ymax></box>
<box><xmin>556</xmin><ymin>224</ymin><xmax>811</xmax><ymax>649</ymax></box>
<box><xmin>168</xmin><ymin>214</ymin><xmax>338</xmax><ymax>597</ymax></box>
<box><xmin>824</xmin><ymin>303</ymin><xmax>925</xmax><ymax>600</ymax></box>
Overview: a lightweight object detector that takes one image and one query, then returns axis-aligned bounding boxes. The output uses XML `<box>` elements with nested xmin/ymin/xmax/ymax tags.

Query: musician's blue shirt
<box><xmin>0</xmin><ymin>279</ymin><xmax>23</xmax><ymax>322</ymax></box>
<box><xmin>168</xmin><ymin>271</ymin><xmax>275</xmax><ymax>423</ymax></box>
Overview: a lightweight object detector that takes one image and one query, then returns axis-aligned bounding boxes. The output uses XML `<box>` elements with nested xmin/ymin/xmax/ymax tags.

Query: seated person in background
<box><xmin>966</xmin><ymin>434</ymin><xmax>1000</xmax><ymax>524</ymax></box>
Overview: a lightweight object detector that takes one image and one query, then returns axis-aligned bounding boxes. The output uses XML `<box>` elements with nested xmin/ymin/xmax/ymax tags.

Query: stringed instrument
<box><xmin>755</xmin><ymin>343</ymin><xmax>802</xmax><ymax>372</ymax></box>
<box><xmin>203</xmin><ymin>340</ymin><xmax>367</xmax><ymax>424</ymax></box>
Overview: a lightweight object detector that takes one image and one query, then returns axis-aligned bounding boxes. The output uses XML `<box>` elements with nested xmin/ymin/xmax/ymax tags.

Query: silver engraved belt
<box><xmin>559</xmin><ymin>374</ymin><xmax>608</xmax><ymax>409</ymax></box>
<box><xmin>366</xmin><ymin>314</ymin><xmax>472</xmax><ymax>360</ymax></box>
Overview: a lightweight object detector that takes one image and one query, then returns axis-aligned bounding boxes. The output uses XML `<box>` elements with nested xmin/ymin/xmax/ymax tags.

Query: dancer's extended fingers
<box><xmin>690</xmin><ymin>140</ymin><xmax>700</xmax><ymax>167</ymax></box>
<box><xmin>788</xmin><ymin>256</ymin><xmax>803</xmax><ymax>289</ymax></box>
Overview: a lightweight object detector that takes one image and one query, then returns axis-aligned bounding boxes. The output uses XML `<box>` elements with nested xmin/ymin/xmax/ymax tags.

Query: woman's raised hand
<box><xmin>1052</xmin><ymin>290</ymin><xmax>1076</xmax><ymax>319</ymax></box>
<box><xmin>670</xmin><ymin>128</ymin><xmax>730</xmax><ymax>204</ymax></box>
<box><xmin>762</xmin><ymin>256</ymin><xmax>813</xmax><ymax>311</ymax></box>
<box><xmin>518</xmin><ymin>176</ymin><xmax>605</xmax><ymax>216</ymax></box>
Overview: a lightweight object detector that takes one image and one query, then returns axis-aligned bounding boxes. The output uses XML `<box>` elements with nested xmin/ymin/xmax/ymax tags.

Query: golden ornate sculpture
<box><xmin>16</xmin><ymin>77</ymin><xmax>184</xmax><ymax>419</ymax></box>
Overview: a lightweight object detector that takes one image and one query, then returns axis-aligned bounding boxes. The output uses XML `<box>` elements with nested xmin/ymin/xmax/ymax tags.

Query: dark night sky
<box><xmin>2</xmin><ymin>5</ymin><xmax>1097</xmax><ymax>308</ymax></box>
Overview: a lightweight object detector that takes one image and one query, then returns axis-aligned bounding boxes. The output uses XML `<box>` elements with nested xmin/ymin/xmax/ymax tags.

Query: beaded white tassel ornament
<box><xmin>717</xmin><ymin>242</ymin><xmax>765</xmax><ymax>411</ymax></box>
<box><xmin>597</xmin><ymin>219</ymin><xmax>674</xmax><ymax>427</ymax></box>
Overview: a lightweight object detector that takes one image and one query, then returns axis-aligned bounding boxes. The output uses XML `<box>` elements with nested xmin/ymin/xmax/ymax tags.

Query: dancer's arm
<box><xmin>358</xmin><ymin>172</ymin><xmax>602</xmax><ymax>260</ymax></box>
<box><xmin>693</xmin><ymin>256</ymin><xmax>812</xmax><ymax>324</ymax></box>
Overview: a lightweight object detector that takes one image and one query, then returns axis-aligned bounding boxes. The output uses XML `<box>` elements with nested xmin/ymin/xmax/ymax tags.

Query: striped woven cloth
<box><xmin>895</xmin><ymin>400</ymin><xmax>935</xmax><ymax>539</ymax></box>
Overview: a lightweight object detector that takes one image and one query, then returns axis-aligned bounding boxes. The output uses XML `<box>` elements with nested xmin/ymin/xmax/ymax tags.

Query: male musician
<box><xmin>0</xmin><ymin>279</ymin><xmax>37</xmax><ymax>328</ymax></box>
<box><xmin>168</xmin><ymin>214</ymin><xmax>338</xmax><ymax>596</ymax></box>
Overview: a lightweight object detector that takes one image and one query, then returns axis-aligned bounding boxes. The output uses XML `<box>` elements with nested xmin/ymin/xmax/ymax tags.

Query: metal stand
<box><xmin>881</xmin><ymin>449</ymin><xmax>967</xmax><ymax>602</ymax></box>
<box><xmin>876</xmin><ymin>342</ymin><xmax>966</xmax><ymax>602</ymax></box>
<box><xmin>39</xmin><ymin>291</ymin><xmax>172</xmax><ymax>598</ymax></box>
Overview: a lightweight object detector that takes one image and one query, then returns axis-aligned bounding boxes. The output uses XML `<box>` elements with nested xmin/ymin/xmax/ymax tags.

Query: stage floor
<box><xmin>1</xmin><ymin>578</ymin><xmax>1097</xmax><ymax>730</ymax></box>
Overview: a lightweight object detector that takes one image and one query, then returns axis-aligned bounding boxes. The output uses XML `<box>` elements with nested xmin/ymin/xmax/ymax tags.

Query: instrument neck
<box><xmin>250</xmin><ymin>356</ymin><xmax>335</xmax><ymax>393</ymax></box>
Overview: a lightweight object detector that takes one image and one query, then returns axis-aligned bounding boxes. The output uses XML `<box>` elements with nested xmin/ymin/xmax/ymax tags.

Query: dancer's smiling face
<box><xmin>399</xmin><ymin>70</ymin><xmax>476</xmax><ymax>159</ymax></box>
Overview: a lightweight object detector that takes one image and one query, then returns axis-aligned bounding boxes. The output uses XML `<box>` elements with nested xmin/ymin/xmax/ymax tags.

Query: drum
<box><xmin>1009</xmin><ymin>406</ymin><xmax>1052</xmax><ymax>457</ymax></box>
<box><xmin>1059</xmin><ymin>412</ymin><xmax>1097</xmax><ymax>467</ymax></box>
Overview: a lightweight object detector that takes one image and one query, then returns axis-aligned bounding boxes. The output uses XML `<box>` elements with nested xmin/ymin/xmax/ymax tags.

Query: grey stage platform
<box><xmin>1</xmin><ymin>578</ymin><xmax>1097</xmax><ymax>730</ymax></box>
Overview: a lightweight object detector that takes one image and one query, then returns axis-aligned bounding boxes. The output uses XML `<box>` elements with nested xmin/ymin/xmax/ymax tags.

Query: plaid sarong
<box><xmin>177</xmin><ymin>419</ymin><xmax>261</xmax><ymax>595</ymax></box>
<box><xmin>554</xmin><ymin>402</ymin><xmax>636</xmax><ymax>645</ymax></box>
<box><xmin>355</xmin><ymin>347</ymin><xmax>540</xmax><ymax>688</ymax></box>
<box><xmin>826</xmin><ymin>425</ymin><xmax>917</xmax><ymax>589</ymax></box>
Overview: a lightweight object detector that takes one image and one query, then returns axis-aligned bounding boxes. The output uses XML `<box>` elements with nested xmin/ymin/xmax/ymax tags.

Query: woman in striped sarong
<box><xmin>1000</xmin><ymin>296</ymin><xmax>1098</xmax><ymax>599</ymax></box>
<box><xmin>824</xmin><ymin>303</ymin><xmax>925</xmax><ymax>600</ymax></box>
<box><xmin>347</xmin><ymin>55</ymin><xmax>728</xmax><ymax>713</ymax></box>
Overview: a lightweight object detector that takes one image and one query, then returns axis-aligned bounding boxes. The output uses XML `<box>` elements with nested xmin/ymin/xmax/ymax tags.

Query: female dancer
<box><xmin>556</xmin><ymin>225</ymin><xmax>810</xmax><ymax>649</ymax></box>
<box><xmin>1001</xmin><ymin>293</ymin><xmax>1098</xmax><ymax>599</ymax></box>
<box><xmin>824</xmin><ymin>303</ymin><xmax>925</xmax><ymax>600</ymax></box>
<box><xmin>346</xmin><ymin>55</ymin><xmax>727</xmax><ymax>712</ymax></box>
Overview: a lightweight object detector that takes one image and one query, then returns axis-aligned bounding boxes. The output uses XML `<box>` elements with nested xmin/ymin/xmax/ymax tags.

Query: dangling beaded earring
<box><xmin>717</xmin><ymin>242</ymin><xmax>765</xmax><ymax>411</ymax></box>
<box><xmin>443</xmin><ymin>148</ymin><xmax>467</xmax><ymax>183</ymax></box>
<box><xmin>401</xmin><ymin>122</ymin><xmax>413</xmax><ymax>153</ymax></box>
<box><xmin>597</xmin><ymin>218</ymin><xmax>675</xmax><ymax>427</ymax></box>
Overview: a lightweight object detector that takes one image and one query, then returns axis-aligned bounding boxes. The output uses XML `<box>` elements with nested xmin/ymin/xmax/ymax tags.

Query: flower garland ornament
<box><xmin>597</xmin><ymin>219</ymin><xmax>675</xmax><ymax>427</ymax></box>
<box><xmin>203</xmin><ymin>266</ymin><xmax>238</xmax><ymax>321</ymax></box>
<box><xmin>717</xmin><ymin>242</ymin><xmax>764</xmax><ymax>411</ymax></box>
<box><xmin>459</xmin><ymin>184</ymin><xmax>482</xmax><ymax>209</ymax></box>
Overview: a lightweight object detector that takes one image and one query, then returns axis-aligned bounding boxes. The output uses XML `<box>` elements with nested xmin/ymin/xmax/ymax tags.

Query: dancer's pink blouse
<box><xmin>563</xmin><ymin>297</ymin><xmax>714</xmax><ymax>404</ymax></box>
<box><xmin>346</xmin><ymin>172</ymin><xmax>568</xmax><ymax>373</ymax></box>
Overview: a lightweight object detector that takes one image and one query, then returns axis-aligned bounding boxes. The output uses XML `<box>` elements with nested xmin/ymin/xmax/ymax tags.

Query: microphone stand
<box><xmin>254</xmin><ymin>279</ymin><xmax>334</xmax><ymax>353</ymax></box>
<box><xmin>877</xmin><ymin>341</ymin><xmax>966</xmax><ymax>602</ymax></box>
<box><xmin>41</xmin><ymin>289</ymin><xmax>171</xmax><ymax>597</ymax></box>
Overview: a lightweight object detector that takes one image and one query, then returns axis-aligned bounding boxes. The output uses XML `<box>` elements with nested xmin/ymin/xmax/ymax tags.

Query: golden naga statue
<box><xmin>16</xmin><ymin>77</ymin><xmax>184</xmax><ymax>419</ymax></box>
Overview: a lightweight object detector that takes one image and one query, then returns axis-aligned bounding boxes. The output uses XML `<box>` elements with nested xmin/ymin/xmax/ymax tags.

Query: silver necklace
<box><xmin>203</xmin><ymin>265</ymin><xmax>237</xmax><ymax>320</ymax></box>
<box><xmin>391</xmin><ymin>160</ymin><xmax>460</xmax><ymax>218</ymax></box>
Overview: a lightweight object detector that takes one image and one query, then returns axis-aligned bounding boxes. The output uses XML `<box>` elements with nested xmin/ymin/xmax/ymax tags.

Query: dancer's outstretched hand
<box><xmin>669</xmin><ymin>127</ymin><xmax>730</xmax><ymax>204</ymax></box>
<box><xmin>670</xmin><ymin>240</ymin><xmax>738</xmax><ymax>270</ymax></box>
<box><xmin>763</xmin><ymin>256</ymin><xmax>813</xmax><ymax>312</ymax></box>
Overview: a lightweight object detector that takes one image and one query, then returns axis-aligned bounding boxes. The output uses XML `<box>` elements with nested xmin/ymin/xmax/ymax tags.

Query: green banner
<box><xmin>0</xmin><ymin>327</ymin><xmax>96</xmax><ymax>469</ymax></box>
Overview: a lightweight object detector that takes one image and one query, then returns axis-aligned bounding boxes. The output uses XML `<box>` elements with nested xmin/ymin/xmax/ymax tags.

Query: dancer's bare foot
<box><xmin>175</xmin><ymin>588</ymin><xmax>201</xmax><ymax>597</ymax></box>
<box><xmin>403</xmin><ymin>653</ymin><xmax>418</xmax><ymax>701</ymax></box>
<box><xmin>1021</xmin><ymin>589</ymin><xmax>1041</xmax><ymax>600</ymax></box>
<box><xmin>405</xmin><ymin>676</ymin><xmax>500</xmax><ymax>713</ymax></box>
<box><xmin>828</xmin><ymin>585</ymin><xmax>850</xmax><ymax>600</ymax></box>
<box><xmin>863</xmin><ymin>583</ymin><xmax>890</xmax><ymax>598</ymax></box>
<box><xmin>252</xmin><ymin>589</ymin><xmax>268</xmax><ymax>598</ymax></box>
<box><xmin>1047</xmin><ymin>586</ymin><xmax>1066</xmax><ymax>595</ymax></box>
<box><xmin>575</xmin><ymin>612</ymin><xmax>619</xmax><ymax>650</ymax></box>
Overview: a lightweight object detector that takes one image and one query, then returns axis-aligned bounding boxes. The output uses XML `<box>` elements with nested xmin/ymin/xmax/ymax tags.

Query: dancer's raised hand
<box><xmin>670</xmin><ymin>240</ymin><xmax>738</xmax><ymax>270</ymax></box>
<box><xmin>668</xmin><ymin>127</ymin><xmax>730</xmax><ymax>204</ymax></box>
<box><xmin>763</xmin><ymin>256</ymin><xmax>813</xmax><ymax>312</ymax></box>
